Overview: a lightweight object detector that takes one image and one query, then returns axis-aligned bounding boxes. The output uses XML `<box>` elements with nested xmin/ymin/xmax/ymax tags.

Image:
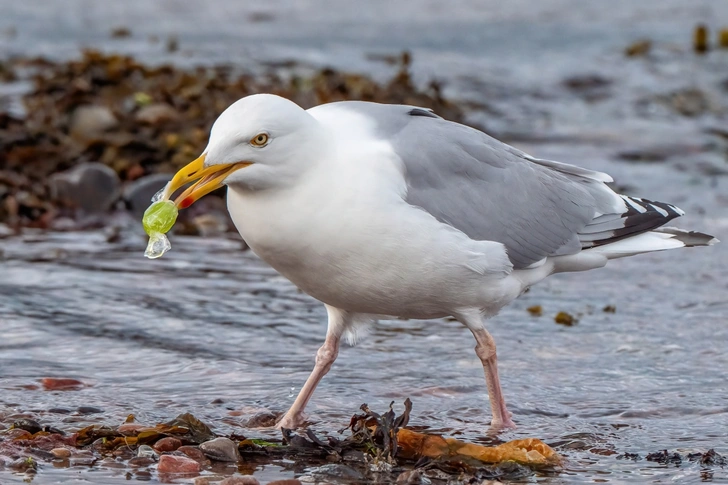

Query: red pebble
<box><xmin>154</xmin><ymin>437</ymin><xmax>182</xmax><ymax>452</ymax></box>
<box><xmin>177</xmin><ymin>446</ymin><xmax>210</xmax><ymax>464</ymax></box>
<box><xmin>41</xmin><ymin>378</ymin><xmax>85</xmax><ymax>391</ymax></box>
<box><xmin>157</xmin><ymin>454</ymin><xmax>201</xmax><ymax>474</ymax></box>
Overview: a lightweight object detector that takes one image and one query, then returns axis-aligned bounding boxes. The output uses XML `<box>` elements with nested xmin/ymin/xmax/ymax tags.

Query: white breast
<box><xmin>225</xmin><ymin>108</ymin><xmax>514</xmax><ymax>318</ymax></box>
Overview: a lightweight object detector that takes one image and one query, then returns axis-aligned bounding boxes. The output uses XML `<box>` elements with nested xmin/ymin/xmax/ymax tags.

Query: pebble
<box><xmin>308</xmin><ymin>464</ymin><xmax>365</xmax><ymax>480</ymax></box>
<box><xmin>220</xmin><ymin>476</ymin><xmax>260</xmax><ymax>485</ymax></box>
<box><xmin>240</xmin><ymin>411</ymin><xmax>279</xmax><ymax>428</ymax></box>
<box><xmin>157</xmin><ymin>454</ymin><xmax>201</xmax><ymax>474</ymax></box>
<box><xmin>266</xmin><ymin>480</ymin><xmax>302</xmax><ymax>485</ymax></box>
<box><xmin>154</xmin><ymin>437</ymin><xmax>182</xmax><ymax>452</ymax></box>
<box><xmin>50</xmin><ymin>448</ymin><xmax>71</xmax><ymax>459</ymax></box>
<box><xmin>122</xmin><ymin>173</ymin><xmax>172</xmax><ymax>218</ymax></box>
<box><xmin>49</xmin><ymin>162</ymin><xmax>121</xmax><ymax>213</ymax></box>
<box><xmin>137</xmin><ymin>445</ymin><xmax>157</xmax><ymax>458</ymax></box>
<box><xmin>69</xmin><ymin>104</ymin><xmax>118</xmax><ymax>139</ymax></box>
<box><xmin>177</xmin><ymin>446</ymin><xmax>210</xmax><ymax>465</ymax></box>
<box><xmin>396</xmin><ymin>469</ymin><xmax>430</xmax><ymax>484</ymax></box>
<box><xmin>8</xmin><ymin>457</ymin><xmax>37</xmax><ymax>472</ymax></box>
<box><xmin>11</xmin><ymin>418</ymin><xmax>42</xmax><ymax>434</ymax></box>
<box><xmin>128</xmin><ymin>456</ymin><xmax>156</xmax><ymax>468</ymax></box>
<box><xmin>199</xmin><ymin>437</ymin><xmax>241</xmax><ymax>462</ymax></box>
<box><xmin>40</xmin><ymin>377</ymin><xmax>85</xmax><ymax>391</ymax></box>
<box><xmin>77</xmin><ymin>406</ymin><xmax>103</xmax><ymax>415</ymax></box>
<box><xmin>135</xmin><ymin>103</ymin><xmax>180</xmax><ymax>125</ymax></box>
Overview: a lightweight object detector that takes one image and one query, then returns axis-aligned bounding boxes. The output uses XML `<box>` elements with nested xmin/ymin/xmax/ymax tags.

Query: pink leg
<box><xmin>277</xmin><ymin>332</ymin><xmax>341</xmax><ymax>429</ymax></box>
<box><xmin>468</xmin><ymin>325</ymin><xmax>516</xmax><ymax>429</ymax></box>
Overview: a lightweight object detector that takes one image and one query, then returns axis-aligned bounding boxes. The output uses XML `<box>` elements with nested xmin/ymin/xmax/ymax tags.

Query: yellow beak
<box><xmin>165</xmin><ymin>154</ymin><xmax>251</xmax><ymax>209</ymax></box>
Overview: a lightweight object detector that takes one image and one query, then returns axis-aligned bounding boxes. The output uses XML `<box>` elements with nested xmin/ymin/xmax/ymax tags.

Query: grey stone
<box><xmin>309</xmin><ymin>464</ymin><xmax>365</xmax><ymax>480</ymax></box>
<box><xmin>69</xmin><ymin>105</ymin><xmax>118</xmax><ymax>139</ymax></box>
<box><xmin>122</xmin><ymin>173</ymin><xmax>172</xmax><ymax>218</ymax></box>
<box><xmin>199</xmin><ymin>437</ymin><xmax>241</xmax><ymax>463</ymax></box>
<box><xmin>49</xmin><ymin>162</ymin><xmax>121</xmax><ymax>213</ymax></box>
<box><xmin>135</xmin><ymin>103</ymin><xmax>179</xmax><ymax>125</ymax></box>
<box><xmin>137</xmin><ymin>445</ymin><xmax>157</xmax><ymax>458</ymax></box>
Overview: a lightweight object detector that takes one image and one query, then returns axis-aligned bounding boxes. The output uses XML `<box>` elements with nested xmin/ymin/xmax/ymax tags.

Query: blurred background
<box><xmin>1</xmin><ymin>1</ymin><xmax>727</xmax><ymax>484</ymax></box>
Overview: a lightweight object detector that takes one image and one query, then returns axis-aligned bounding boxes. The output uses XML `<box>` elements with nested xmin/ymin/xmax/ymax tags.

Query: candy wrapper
<box><xmin>142</xmin><ymin>196</ymin><xmax>178</xmax><ymax>259</ymax></box>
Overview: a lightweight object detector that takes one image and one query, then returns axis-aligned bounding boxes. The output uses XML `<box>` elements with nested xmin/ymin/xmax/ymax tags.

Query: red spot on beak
<box><xmin>179</xmin><ymin>197</ymin><xmax>195</xmax><ymax>209</ymax></box>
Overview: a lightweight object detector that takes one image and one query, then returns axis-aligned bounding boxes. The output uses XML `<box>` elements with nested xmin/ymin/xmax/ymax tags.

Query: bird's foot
<box><xmin>276</xmin><ymin>412</ymin><xmax>307</xmax><ymax>430</ymax></box>
<box><xmin>490</xmin><ymin>411</ymin><xmax>516</xmax><ymax>430</ymax></box>
<box><xmin>490</xmin><ymin>418</ymin><xmax>517</xmax><ymax>430</ymax></box>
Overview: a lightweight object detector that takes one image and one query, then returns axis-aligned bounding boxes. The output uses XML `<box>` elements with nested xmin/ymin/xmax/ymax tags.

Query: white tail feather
<box><xmin>587</xmin><ymin>228</ymin><xmax>717</xmax><ymax>259</ymax></box>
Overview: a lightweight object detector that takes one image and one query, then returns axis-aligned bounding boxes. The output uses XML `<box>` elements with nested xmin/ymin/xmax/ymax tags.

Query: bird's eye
<box><xmin>250</xmin><ymin>133</ymin><xmax>269</xmax><ymax>147</ymax></box>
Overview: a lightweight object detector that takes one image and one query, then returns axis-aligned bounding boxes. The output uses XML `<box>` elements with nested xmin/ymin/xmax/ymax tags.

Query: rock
<box><xmin>77</xmin><ymin>406</ymin><xmax>103</xmax><ymax>414</ymax></box>
<box><xmin>199</xmin><ymin>437</ymin><xmax>241</xmax><ymax>462</ymax></box>
<box><xmin>49</xmin><ymin>163</ymin><xmax>121</xmax><ymax>213</ymax></box>
<box><xmin>128</xmin><ymin>456</ymin><xmax>156</xmax><ymax>468</ymax></box>
<box><xmin>396</xmin><ymin>469</ymin><xmax>428</xmax><ymax>484</ymax></box>
<box><xmin>266</xmin><ymin>480</ymin><xmax>302</xmax><ymax>485</ymax></box>
<box><xmin>11</xmin><ymin>418</ymin><xmax>42</xmax><ymax>434</ymax></box>
<box><xmin>40</xmin><ymin>377</ymin><xmax>86</xmax><ymax>391</ymax></box>
<box><xmin>8</xmin><ymin>457</ymin><xmax>37</xmax><ymax>472</ymax></box>
<box><xmin>308</xmin><ymin>464</ymin><xmax>365</xmax><ymax>481</ymax></box>
<box><xmin>177</xmin><ymin>446</ymin><xmax>210</xmax><ymax>465</ymax></box>
<box><xmin>137</xmin><ymin>445</ymin><xmax>157</xmax><ymax>458</ymax></box>
<box><xmin>554</xmin><ymin>311</ymin><xmax>577</xmax><ymax>326</ymax></box>
<box><xmin>157</xmin><ymin>454</ymin><xmax>201</xmax><ymax>474</ymax></box>
<box><xmin>69</xmin><ymin>105</ymin><xmax>118</xmax><ymax>139</ymax></box>
<box><xmin>5</xmin><ymin>428</ymin><xmax>32</xmax><ymax>440</ymax></box>
<box><xmin>220</xmin><ymin>477</ymin><xmax>260</xmax><ymax>485</ymax></box>
<box><xmin>50</xmin><ymin>448</ymin><xmax>71</xmax><ymax>459</ymax></box>
<box><xmin>154</xmin><ymin>437</ymin><xmax>182</xmax><ymax>452</ymax></box>
<box><xmin>122</xmin><ymin>173</ymin><xmax>172</xmax><ymax>218</ymax></box>
<box><xmin>240</xmin><ymin>411</ymin><xmax>279</xmax><ymax>428</ymax></box>
<box><xmin>694</xmin><ymin>24</ymin><xmax>709</xmax><ymax>53</ymax></box>
<box><xmin>69</xmin><ymin>452</ymin><xmax>96</xmax><ymax>466</ymax></box>
<box><xmin>135</xmin><ymin>103</ymin><xmax>179</xmax><ymax>125</ymax></box>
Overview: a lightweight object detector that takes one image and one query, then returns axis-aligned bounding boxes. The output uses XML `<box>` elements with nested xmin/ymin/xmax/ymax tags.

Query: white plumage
<box><xmin>172</xmin><ymin>94</ymin><xmax>717</xmax><ymax>430</ymax></box>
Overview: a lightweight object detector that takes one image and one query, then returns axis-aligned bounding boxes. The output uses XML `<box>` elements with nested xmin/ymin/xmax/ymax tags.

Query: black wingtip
<box><xmin>408</xmin><ymin>108</ymin><xmax>440</xmax><ymax>119</ymax></box>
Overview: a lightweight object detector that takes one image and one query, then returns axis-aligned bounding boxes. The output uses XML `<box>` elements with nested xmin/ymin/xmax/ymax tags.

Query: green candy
<box><xmin>142</xmin><ymin>200</ymin><xmax>178</xmax><ymax>236</ymax></box>
<box><xmin>142</xmin><ymin>200</ymin><xmax>178</xmax><ymax>259</ymax></box>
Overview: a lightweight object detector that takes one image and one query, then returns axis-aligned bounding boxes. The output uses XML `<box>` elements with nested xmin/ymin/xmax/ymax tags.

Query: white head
<box><xmin>166</xmin><ymin>94</ymin><xmax>323</xmax><ymax>208</ymax></box>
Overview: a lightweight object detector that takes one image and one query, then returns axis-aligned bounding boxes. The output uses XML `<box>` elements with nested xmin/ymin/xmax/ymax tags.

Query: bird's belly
<box><xmin>227</xmin><ymin>188</ymin><xmax>511</xmax><ymax>318</ymax></box>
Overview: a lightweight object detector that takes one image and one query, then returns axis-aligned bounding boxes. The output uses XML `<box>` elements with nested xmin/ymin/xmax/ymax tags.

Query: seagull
<box><xmin>163</xmin><ymin>94</ymin><xmax>717</xmax><ymax>429</ymax></box>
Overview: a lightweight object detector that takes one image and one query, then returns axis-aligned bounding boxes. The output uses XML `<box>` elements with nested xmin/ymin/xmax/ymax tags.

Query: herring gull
<box><xmin>160</xmin><ymin>94</ymin><xmax>717</xmax><ymax>429</ymax></box>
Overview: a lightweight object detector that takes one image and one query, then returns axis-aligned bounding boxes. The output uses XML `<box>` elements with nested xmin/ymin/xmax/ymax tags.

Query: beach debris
<box><xmin>527</xmin><ymin>305</ymin><xmax>543</xmax><ymax>316</ymax></box>
<box><xmin>142</xmin><ymin>198</ymin><xmax>177</xmax><ymax>258</ymax></box>
<box><xmin>554</xmin><ymin>311</ymin><xmax>577</xmax><ymax>326</ymax></box>
<box><xmin>625</xmin><ymin>39</ymin><xmax>652</xmax><ymax>57</ymax></box>
<box><xmin>694</xmin><ymin>24</ymin><xmax>709</xmax><ymax>54</ymax></box>
<box><xmin>720</xmin><ymin>29</ymin><xmax>728</xmax><ymax>49</ymax></box>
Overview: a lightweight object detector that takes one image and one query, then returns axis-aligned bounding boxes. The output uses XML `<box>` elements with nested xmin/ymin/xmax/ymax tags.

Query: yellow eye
<box><xmin>251</xmin><ymin>133</ymin><xmax>269</xmax><ymax>147</ymax></box>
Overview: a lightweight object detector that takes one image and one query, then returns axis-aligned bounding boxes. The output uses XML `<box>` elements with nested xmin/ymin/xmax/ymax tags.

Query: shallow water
<box><xmin>2</xmin><ymin>0</ymin><xmax>728</xmax><ymax>483</ymax></box>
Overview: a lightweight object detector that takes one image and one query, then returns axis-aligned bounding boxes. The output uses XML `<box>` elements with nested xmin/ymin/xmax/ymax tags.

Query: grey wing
<box><xmin>330</xmin><ymin>101</ymin><xmax>685</xmax><ymax>269</ymax></box>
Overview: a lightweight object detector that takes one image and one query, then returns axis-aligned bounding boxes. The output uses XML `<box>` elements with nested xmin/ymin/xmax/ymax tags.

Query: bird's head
<box><xmin>165</xmin><ymin>94</ymin><xmax>320</xmax><ymax>208</ymax></box>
